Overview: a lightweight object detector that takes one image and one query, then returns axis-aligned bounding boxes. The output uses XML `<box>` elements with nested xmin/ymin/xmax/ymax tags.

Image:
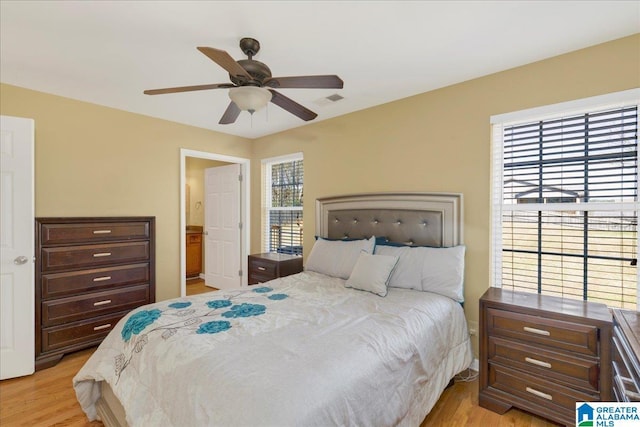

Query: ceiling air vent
<box><xmin>314</xmin><ymin>93</ymin><xmax>344</xmax><ymax>106</ymax></box>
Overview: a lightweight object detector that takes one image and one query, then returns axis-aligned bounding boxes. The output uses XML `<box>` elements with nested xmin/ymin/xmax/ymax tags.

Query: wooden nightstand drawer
<box><xmin>486</xmin><ymin>307</ymin><xmax>599</xmax><ymax>356</ymax></box>
<box><xmin>42</xmin><ymin>284</ymin><xmax>150</xmax><ymax>327</ymax></box>
<box><xmin>40</xmin><ymin>221</ymin><xmax>150</xmax><ymax>245</ymax></box>
<box><xmin>488</xmin><ymin>336</ymin><xmax>599</xmax><ymax>392</ymax></box>
<box><xmin>248</xmin><ymin>253</ymin><xmax>303</xmax><ymax>285</ymax></box>
<box><xmin>42</xmin><ymin>263</ymin><xmax>150</xmax><ymax>298</ymax></box>
<box><xmin>41</xmin><ymin>241</ymin><xmax>150</xmax><ymax>272</ymax></box>
<box><xmin>488</xmin><ymin>364</ymin><xmax>597</xmax><ymax>415</ymax></box>
<box><xmin>249</xmin><ymin>259</ymin><xmax>278</xmax><ymax>277</ymax></box>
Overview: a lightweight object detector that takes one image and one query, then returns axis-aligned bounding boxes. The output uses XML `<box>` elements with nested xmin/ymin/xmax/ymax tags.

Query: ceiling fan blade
<box><xmin>219</xmin><ymin>102</ymin><xmax>241</xmax><ymax>125</ymax></box>
<box><xmin>269</xmin><ymin>90</ymin><xmax>318</xmax><ymax>121</ymax></box>
<box><xmin>264</xmin><ymin>75</ymin><xmax>343</xmax><ymax>89</ymax></box>
<box><xmin>197</xmin><ymin>46</ymin><xmax>252</xmax><ymax>81</ymax></box>
<box><xmin>144</xmin><ymin>83</ymin><xmax>233</xmax><ymax>95</ymax></box>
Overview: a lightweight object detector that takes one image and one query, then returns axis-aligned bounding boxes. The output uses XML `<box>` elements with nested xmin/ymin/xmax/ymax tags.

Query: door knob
<box><xmin>13</xmin><ymin>256</ymin><xmax>28</xmax><ymax>265</ymax></box>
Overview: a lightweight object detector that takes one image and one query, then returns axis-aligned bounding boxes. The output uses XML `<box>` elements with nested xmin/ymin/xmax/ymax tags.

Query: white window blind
<box><xmin>262</xmin><ymin>153</ymin><xmax>303</xmax><ymax>255</ymax></box>
<box><xmin>491</xmin><ymin>90</ymin><xmax>639</xmax><ymax>310</ymax></box>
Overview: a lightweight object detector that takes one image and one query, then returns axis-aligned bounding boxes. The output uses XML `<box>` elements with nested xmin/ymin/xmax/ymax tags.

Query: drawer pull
<box><xmin>523</xmin><ymin>326</ymin><xmax>550</xmax><ymax>336</ymax></box>
<box><xmin>257</xmin><ymin>267</ymin><xmax>266</xmax><ymax>271</ymax></box>
<box><xmin>93</xmin><ymin>276</ymin><xmax>112</xmax><ymax>282</ymax></box>
<box><xmin>525</xmin><ymin>357</ymin><xmax>552</xmax><ymax>369</ymax></box>
<box><xmin>93</xmin><ymin>299</ymin><xmax>112</xmax><ymax>306</ymax></box>
<box><xmin>93</xmin><ymin>252</ymin><xmax>112</xmax><ymax>258</ymax></box>
<box><xmin>93</xmin><ymin>230</ymin><xmax>112</xmax><ymax>234</ymax></box>
<box><xmin>93</xmin><ymin>324</ymin><xmax>112</xmax><ymax>331</ymax></box>
<box><xmin>526</xmin><ymin>387</ymin><xmax>552</xmax><ymax>401</ymax></box>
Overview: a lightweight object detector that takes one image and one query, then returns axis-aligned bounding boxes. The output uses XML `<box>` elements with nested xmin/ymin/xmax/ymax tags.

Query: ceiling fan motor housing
<box><xmin>232</xmin><ymin>59</ymin><xmax>272</xmax><ymax>86</ymax></box>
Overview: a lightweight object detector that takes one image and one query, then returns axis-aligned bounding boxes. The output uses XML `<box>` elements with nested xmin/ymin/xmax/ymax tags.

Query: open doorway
<box><xmin>180</xmin><ymin>149</ymin><xmax>250</xmax><ymax>297</ymax></box>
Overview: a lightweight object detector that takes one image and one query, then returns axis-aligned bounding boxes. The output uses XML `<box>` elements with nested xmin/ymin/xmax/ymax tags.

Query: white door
<box><xmin>0</xmin><ymin>116</ymin><xmax>35</xmax><ymax>380</ymax></box>
<box><xmin>205</xmin><ymin>164</ymin><xmax>242</xmax><ymax>289</ymax></box>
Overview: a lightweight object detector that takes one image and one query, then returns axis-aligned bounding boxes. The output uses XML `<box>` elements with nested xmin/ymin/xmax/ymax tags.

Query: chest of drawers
<box><xmin>248</xmin><ymin>253</ymin><xmax>303</xmax><ymax>285</ymax></box>
<box><xmin>479</xmin><ymin>288</ymin><xmax>612</xmax><ymax>426</ymax></box>
<box><xmin>612</xmin><ymin>309</ymin><xmax>640</xmax><ymax>402</ymax></box>
<box><xmin>35</xmin><ymin>217</ymin><xmax>155</xmax><ymax>370</ymax></box>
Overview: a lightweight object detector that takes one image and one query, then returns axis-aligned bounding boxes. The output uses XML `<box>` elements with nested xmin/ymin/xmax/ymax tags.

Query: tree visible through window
<box><xmin>263</xmin><ymin>154</ymin><xmax>303</xmax><ymax>255</ymax></box>
<box><xmin>492</xmin><ymin>96</ymin><xmax>638</xmax><ymax>310</ymax></box>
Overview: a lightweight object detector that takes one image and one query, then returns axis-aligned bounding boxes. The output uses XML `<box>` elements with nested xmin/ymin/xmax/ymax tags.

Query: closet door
<box><xmin>0</xmin><ymin>115</ymin><xmax>35</xmax><ymax>379</ymax></box>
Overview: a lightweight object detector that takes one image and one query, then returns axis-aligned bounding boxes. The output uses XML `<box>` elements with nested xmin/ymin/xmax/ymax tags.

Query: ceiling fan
<box><xmin>144</xmin><ymin>37</ymin><xmax>344</xmax><ymax>125</ymax></box>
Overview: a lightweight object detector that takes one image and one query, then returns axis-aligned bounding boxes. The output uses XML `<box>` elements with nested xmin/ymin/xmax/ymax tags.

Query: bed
<box><xmin>73</xmin><ymin>192</ymin><xmax>473</xmax><ymax>427</ymax></box>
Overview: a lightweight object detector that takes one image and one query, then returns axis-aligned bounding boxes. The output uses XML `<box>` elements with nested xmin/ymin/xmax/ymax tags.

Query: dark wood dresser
<box><xmin>479</xmin><ymin>288</ymin><xmax>612</xmax><ymax>426</ymax></box>
<box><xmin>35</xmin><ymin>217</ymin><xmax>155</xmax><ymax>370</ymax></box>
<box><xmin>612</xmin><ymin>308</ymin><xmax>640</xmax><ymax>402</ymax></box>
<box><xmin>248</xmin><ymin>253</ymin><xmax>303</xmax><ymax>285</ymax></box>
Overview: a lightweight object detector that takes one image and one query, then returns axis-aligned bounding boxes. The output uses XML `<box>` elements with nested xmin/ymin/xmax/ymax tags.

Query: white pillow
<box><xmin>374</xmin><ymin>245</ymin><xmax>422</xmax><ymax>291</ymax></box>
<box><xmin>345</xmin><ymin>253</ymin><xmax>399</xmax><ymax>297</ymax></box>
<box><xmin>420</xmin><ymin>245</ymin><xmax>465</xmax><ymax>302</ymax></box>
<box><xmin>375</xmin><ymin>244</ymin><xmax>466</xmax><ymax>302</ymax></box>
<box><xmin>305</xmin><ymin>236</ymin><xmax>375</xmax><ymax>279</ymax></box>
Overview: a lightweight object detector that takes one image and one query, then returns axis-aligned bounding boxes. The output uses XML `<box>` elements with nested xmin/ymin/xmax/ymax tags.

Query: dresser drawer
<box><xmin>613</xmin><ymin>327</ymin><xmax>640</xmax><ymax>401</ymax></box>
<box><xmin>488</xmin><ymin>363</ymin><xmax>598</xmax><ymax>413</ymax></box>
<box><xmin>42</xmin><ymin>284</ymin><xmax>150</xmax><ymax>327</ymax></box>
<box><xmin>488</xmin><ymin>336</ymin><xmax>599</xmax><ymax>393</ymax></box>
<box><xmin>42</xmin><ymin>263</ymin><xmax>150</xmax><ymax>299</ymax></box>
<box><xmin>41</xmin><ymin>311</ymin><xmax>129</xmax><ymax>352</ymax></box>
<box><xmin>41</xmin><ymin>241</ymin><xmax>150</xmax><ymax>272</ymax></box>
<box><xmin>486</xmin><ymin>307</ymin><xmax>599</xmax><ymax>356</ymax></box>
<box><xmin>187</xmin><ymin>233</ymin><xmax>202</xmax><ymax>244</ymax></box>
<box><xmin>40</xmin><ymin>221</ymin><xmax>150</xmax><ymax>245</ymax></box>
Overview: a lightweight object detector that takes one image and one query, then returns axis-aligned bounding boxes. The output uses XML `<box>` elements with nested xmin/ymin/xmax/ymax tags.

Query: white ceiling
<box><xmin>1</xmin><ymin>1</ymin><xmax>638</xmax><ymax>139</ymax></box>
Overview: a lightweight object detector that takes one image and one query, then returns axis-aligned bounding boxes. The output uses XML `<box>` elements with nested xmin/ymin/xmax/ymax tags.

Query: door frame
<box><xmin>180</xmin><ymin>149</ymin><xmax>250</xmax><ymax>297</ymax></box>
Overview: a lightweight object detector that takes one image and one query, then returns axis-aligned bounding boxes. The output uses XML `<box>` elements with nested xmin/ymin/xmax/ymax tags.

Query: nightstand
<box><xmin>248</xmin><ymin>253</ymin><xmax>303</xmax><ymax>285</ymax></box>
<box><xmin>479</xmin><ymin>288</ymin><xmax>612</xmax><ymax>426</ymax></box>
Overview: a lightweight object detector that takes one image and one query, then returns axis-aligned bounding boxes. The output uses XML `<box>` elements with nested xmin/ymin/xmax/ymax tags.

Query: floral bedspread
<box><xmin>73</xmin><ymin>271</ymin><xmax>473</xmax><ymax>427</ymax></box>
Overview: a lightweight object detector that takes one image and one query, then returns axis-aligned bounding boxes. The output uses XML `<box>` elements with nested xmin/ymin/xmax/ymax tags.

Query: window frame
<box><xmin>490</xmin><ymin>89</ymin><xmax>640</xmax><ymax>309</ymax></box>
<box><xmin>261</xmin><ymin>152</ymin><xmax>303</xmax><ymax>255</ymax></box>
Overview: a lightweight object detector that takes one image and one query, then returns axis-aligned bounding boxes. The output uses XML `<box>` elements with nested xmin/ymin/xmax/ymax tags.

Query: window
<box><xmin>262</xmin><ymin>153</ymin><xmax>303</xmax><ymax>256</ymax></box>
<box><xmin>491</xmin><ymin>90</ymin><xmax>639</xmax><ymax>310</ymax></box>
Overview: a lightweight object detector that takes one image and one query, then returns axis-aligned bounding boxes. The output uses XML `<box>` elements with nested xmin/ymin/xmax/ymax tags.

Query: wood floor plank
<box><xmin>1</xmin><ymin>349</ymin><xmax>561</xmax><ymax>426</ymax></box>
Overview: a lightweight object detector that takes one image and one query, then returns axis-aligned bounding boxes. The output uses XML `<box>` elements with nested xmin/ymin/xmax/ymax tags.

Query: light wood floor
<box><xmin>186</xmin><ymin>277</ymin><xmax>217</xmax><ymax>295</ymax></box>
<box><xmin>0</xmin><ymin>347</ymin><xmax>560</xmax><ymax>427</ymax></box>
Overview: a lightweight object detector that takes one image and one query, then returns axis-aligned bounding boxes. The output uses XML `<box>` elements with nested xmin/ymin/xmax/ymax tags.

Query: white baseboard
<box><xmin>470</xmin><ymin>358</ymin><xmax>479</xmax><ymax>372</ymax></box>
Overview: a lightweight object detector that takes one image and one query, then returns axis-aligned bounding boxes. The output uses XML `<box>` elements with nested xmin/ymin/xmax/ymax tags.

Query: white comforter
<box><xmin>74</xmin><ymin>271</ymin><xmax>473</xmax><ymax>427</ymax></box>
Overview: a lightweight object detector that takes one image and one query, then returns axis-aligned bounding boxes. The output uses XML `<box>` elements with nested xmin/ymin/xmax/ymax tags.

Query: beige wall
<box><xmin>251</xmin><ymin>34</ymin><xmax>640</xmax><ymax>356</ymax></box>
<box><xmin>0</xmin><ymin>84</ymin><xmax>252</xmax><ymax>302</ymax></box>
<box><xmin>1</xmin><ymin>35</ymin><xmax>638</xmax><ymax>358</ymax></box>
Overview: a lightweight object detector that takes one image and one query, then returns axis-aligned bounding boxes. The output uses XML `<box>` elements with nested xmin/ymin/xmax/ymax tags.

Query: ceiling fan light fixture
<box><xmin>229</xmin><ymin>86</ymin><xmax>272</xmax><ymax>114</ymax></box>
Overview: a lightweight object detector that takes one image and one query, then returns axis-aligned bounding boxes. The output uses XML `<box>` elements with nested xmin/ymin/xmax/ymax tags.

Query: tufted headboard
<box><xmin>315</xmin><ymin>193</ymin><xmax>463</xmax><ymax>247</ymax></box>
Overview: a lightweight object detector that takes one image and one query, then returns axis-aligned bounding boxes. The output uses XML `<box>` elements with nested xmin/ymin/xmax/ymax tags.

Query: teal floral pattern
<box><xmin>222</xmin><ymin>303</ymin><xmax>266</xmax><ymax>318</ymax></box>
<box><xmin>121</xmin><ymin>309</ymin><xmax>162</xmax><ymax>342</ymax></box>
<box><xmin>206</xmin><ymin>299</ymin><xmax>232</xmax><ymax>309</ymax></box>
<box><xmin>197</xmin><ymin>320</ymin><xmax>232</xmax><ymax>334</ymax></box>
<box><xmin>114</xmin><ymin>285</ymin><xmax>289</xmax><ymax>381</ymax></box>
<box><xmin>168</xmin><ymin>301</ymin><xmax>192</xmax><ymax>309</ymax></box>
